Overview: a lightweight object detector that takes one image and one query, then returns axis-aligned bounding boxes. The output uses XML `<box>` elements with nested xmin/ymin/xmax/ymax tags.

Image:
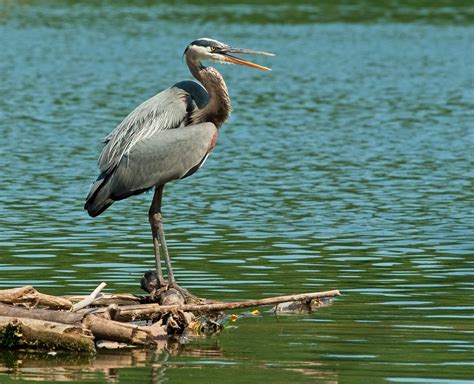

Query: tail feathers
<box><xmin>84</xmin><ymin>175</ymin><xmax>114</xmax><ymax>217</ymax></box>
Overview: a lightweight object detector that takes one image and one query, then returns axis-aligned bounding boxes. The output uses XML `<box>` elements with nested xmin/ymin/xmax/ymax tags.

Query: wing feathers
<box><xmin>98</xmin><ymin>87</ymin><xmax>192</xmax><ymax>173</ymax></box>
<box><xmin>85</xmin><ymin>81</ymin><xmax>213</xmax><ymax>217</ymax></box>
<box><xmin>108</xmin><ymin>123</ymin><xmax>217</xmax><ymax>199</ymax></box>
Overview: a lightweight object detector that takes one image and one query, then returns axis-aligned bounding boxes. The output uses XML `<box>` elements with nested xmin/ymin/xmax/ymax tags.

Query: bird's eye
<box><xmin>210</xmin><ymin>47</ymin><xmax>217</xmax><ymax>52</ymax></box>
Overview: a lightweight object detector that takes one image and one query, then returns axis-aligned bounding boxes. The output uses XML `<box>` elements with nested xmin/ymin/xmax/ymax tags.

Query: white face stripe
<box><xmin>186</xmin><ymin>44</ymin><xmax>232</xmax><ymax>65</ymax></box>
<box><xmin>188</xmin><ymin>45</ymin><xmax>214</xmax><ymax>61</ymax></box>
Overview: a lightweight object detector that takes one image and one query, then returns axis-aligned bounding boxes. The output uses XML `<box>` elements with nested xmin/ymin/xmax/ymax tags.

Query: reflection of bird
<box><xmin>85</xmin><ymin>38</ymin><xmax>273</xmax><ymax>296</ymax></box>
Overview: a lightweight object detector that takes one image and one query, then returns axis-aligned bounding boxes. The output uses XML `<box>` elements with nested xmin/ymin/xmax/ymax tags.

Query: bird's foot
<box><xmin>168</xmin><ymin>283</ymin><xmax>206</xmax><ymax>305</ymax></box>
<box><xmin>140</xmin><ymin>271</ymin><xmax>206</xmax><ymax>304</ymax></box>
<box><xmin>140</xmin><ymin>270</ymin><xmax>170</xmax><ymax>301</ymax></box>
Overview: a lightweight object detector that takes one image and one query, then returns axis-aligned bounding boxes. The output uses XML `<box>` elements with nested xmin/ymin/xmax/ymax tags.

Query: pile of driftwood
<box><xmin>0</xmin><ymin>276</ymin><xmax>340</xmax><ymax>353</ymax></box>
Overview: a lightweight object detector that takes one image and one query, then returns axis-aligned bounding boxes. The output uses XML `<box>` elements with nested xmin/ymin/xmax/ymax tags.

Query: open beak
<box><xmin>220</xmin><ymin>47</ymin><xmax>274</xmax><ymax>71</ymax></box>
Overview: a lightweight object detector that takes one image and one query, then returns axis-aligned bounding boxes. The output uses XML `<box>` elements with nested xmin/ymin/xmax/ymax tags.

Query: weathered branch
<box><xmin>0</xmin><ymin>303</ymin><xmax>84</xmax><ymax>324</ymax></box>
<box><xmin>71</xmin><ymin>282</ymin><xmax>107</xmax><ymax>312</ymax></box>
<box><xmin>0</xmin><ymin>286</ymin><xmax>72</xmax><ymax>310</ymax></box>
<box><xmin>94</xmin><ymin>290</ymin><xmax>341</xmax><ymax>321</ymax></box>
<box><xmin>65</xmin><ymin>293</ymin><xmax>143</xmax><ymax>307</ymax></box>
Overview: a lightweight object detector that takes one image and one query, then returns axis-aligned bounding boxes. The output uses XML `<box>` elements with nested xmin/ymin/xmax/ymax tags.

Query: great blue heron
<box><xmin>85</xmin><ymin>38</ymin><xmax>273</xmax><ymax>298</ymax></box>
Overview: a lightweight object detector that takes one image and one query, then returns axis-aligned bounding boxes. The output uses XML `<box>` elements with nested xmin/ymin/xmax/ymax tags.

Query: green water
<box><xmin>1</xmin><ymin>1</ymin><xmax>473</xmax><ymax>383</ymax></box>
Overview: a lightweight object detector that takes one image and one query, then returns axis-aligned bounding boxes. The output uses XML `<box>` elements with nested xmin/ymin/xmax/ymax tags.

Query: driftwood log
<box><xmin>0</xmin><ymin>316</ymin><xmax>95</xmax><ymax>352</ymax></box>
<box><xmin>0</xmin><ymin>303</ymin><xmax>167</xmax><ymax>350</ymax></box>
<box><xmin>0</xmin><ymin>280</ymin><xmax>340</xmax><ymax>353</ymax></box>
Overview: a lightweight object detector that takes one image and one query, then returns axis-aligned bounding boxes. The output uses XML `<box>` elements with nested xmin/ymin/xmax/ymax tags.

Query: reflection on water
<box><xmin>0</xmin><ymin>333</ymin><xmax>345</xmax><ymax>383</ymax></box>
<box><xmin>0</xmin><ymin>342</ymin><xmax>224</xmax><ymax>383</ymax></box>
<box><xmin>0</xmin><ymin>0</ymin><xmax>473</xmax><ymax>383</ymax></box>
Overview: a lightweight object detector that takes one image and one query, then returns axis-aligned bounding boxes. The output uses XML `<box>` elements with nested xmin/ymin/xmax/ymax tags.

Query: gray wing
<box><xmin>85</xmin><ymin>122</ymin><xmax>217</xmax><ymax>217</ymax></box>
<box><xmin>85</xmin><ymin>80</ymin><xmax>211</xmax><ymax>217</ymax></box>
<box><xmin>98</xmin><ymin>81</ymin><xmax>209</xmax><ymax>174</ymax></box>
<box><xmin>108</xmin><ymin>122</ymin><xmax>217</xmax><ymax>200</ymax></box>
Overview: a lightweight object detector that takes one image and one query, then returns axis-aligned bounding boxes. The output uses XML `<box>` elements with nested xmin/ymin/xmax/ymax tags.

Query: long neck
<box><xmin>187</xmin><ymin>57</ymin><xmax>231</xmax><ymax>128</ymax></box>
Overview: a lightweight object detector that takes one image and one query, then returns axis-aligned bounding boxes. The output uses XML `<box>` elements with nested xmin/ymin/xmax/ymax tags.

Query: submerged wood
<box><xmin>273</xmin><ymin>297</ymin><xmax>331</xmax><ymax>313</ymax></box>
<box><xmin>0</xmin><ymin>286</ymin><xmax>72</xmax><ymax>310</ymax></box>
<box><xmin>0</xmin><ymin>316</ymin><xmax>95</xmax><ymax>353</ymax></box>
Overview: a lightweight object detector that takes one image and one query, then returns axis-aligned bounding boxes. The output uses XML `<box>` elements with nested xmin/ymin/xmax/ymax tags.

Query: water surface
<box><xmin>0</xmin><ymin>1</ymin><xmax>473</xmax><ymax>383</ymax></box>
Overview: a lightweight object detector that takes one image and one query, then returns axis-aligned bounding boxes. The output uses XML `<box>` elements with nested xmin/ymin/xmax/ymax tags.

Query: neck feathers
<box><xmin>187</xmin><ymin>58</ymin><xmax>231</xmax><ymax>128</ymax></box>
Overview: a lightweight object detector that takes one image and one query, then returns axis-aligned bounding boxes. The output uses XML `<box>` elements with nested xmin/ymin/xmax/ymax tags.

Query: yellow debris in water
<box><xmin>251</xmin><ymin>309</ymin><xmax>260</xmax><ymax>316</ymax></box>
<box><xmin>230</xmin><ymin>314</ymin><xmax>239</xmax><ymax>322</ymax></box>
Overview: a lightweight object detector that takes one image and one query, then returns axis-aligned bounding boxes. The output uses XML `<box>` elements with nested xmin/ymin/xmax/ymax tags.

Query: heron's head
<box><xmin>183</xmin><ymin>38</ymin><xmax>274</xmax><ymax>71</ymax></box>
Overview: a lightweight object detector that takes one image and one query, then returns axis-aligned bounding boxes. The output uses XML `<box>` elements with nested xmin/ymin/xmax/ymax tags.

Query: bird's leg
<box><xmin>157</xmin><ymin>213</ymin><xmax>200</xmax><ymax>300</ymax></box>
<box><xmin>149</xmin><ymin>186</ymin><xmax>178</xmax><ymax>287</ymax></box>
<box><xmin>155</xmin><ymin>214</ymin><xmax>175</xmax><ymax>286</ymax></box>
<box><xmin>149</xmin><ymin>187</ymin><xmax>165</xmax><ymax>287</ymax></box>
<box><xmin>156</xmin><ymin>212</ymin><xmax>198</xmax><ymax>301</ymax></box>
<box><xmin>149</xmin><ymin>186</ymin><xmax>203</xmax><ymax>304</ymax></box>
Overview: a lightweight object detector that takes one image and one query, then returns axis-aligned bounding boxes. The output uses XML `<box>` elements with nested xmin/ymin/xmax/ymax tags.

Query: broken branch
<box><xmin>71</xmin><ymin>282</ymin><xmax>107</xmax><ymax>312</ymax></box>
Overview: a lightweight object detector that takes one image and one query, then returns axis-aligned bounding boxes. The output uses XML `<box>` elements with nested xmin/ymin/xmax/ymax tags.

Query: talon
<box><xmin>157</xmin><ymin>285</ymin><xmax>168</xmax><ymax>294</ymax></box>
